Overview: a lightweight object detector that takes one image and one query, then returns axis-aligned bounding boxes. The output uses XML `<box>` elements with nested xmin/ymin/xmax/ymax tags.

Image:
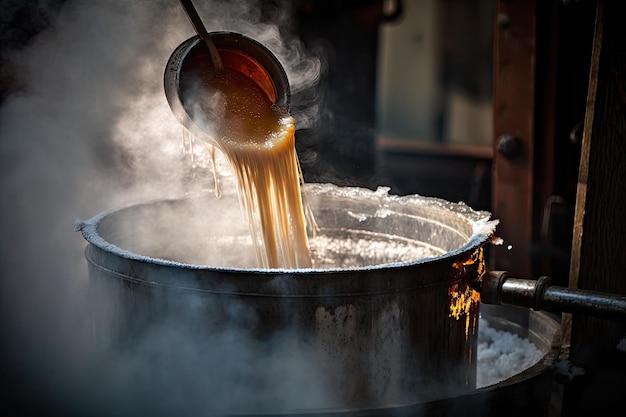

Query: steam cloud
<box><xmin>0</xmin><ymin>0</ymin><xmax>324</xmax><ymax>415</ymax></box>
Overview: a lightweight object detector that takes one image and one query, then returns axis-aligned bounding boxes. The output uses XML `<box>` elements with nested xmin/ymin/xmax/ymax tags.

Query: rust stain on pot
<box><xmin>449</xmin><ymin>247</ymin><xmax>486</xmax><ymax>338</ymax></box>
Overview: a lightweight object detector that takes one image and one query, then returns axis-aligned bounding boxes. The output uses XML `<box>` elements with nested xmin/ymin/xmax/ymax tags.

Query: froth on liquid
<box><xmin>196</xmin><ymin>67</ymin><xmax>314</xmax><ymax>269</ymax></box>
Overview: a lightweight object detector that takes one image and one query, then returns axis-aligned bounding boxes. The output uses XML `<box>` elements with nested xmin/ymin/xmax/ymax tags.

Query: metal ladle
<box><xmin>178</xmin><ymin>0</ymin><xmax>223</xmax><ymax>71</ymax></box>
<box><xmin>164</xmin><ymin>0</ymin><xmax>291</xmax><ymax>141</ymax></box>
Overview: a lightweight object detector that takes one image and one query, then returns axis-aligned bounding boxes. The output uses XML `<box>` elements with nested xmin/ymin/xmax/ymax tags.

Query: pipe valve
<box><xmin>478</xmin><ymin>270</ymin><xmax>626</xmax><ymax>321</ymax></box>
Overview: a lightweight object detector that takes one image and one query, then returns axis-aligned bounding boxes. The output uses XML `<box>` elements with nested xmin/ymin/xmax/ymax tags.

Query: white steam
<box><xmin>0</xmin><ymin>0</ymin><xmax>322</xmax><ymax>415</ymax></box>
<box><xmin>0</xmin><ymin>1</ymin><xmax>542</xmax><ymax>415</ymax></box>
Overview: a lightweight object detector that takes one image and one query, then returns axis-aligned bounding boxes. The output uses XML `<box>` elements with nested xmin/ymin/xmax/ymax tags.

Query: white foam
<box><xmin>477</xmin><ymin>318</ymin><xmax>544</xmax><ymax>388</ymax></box>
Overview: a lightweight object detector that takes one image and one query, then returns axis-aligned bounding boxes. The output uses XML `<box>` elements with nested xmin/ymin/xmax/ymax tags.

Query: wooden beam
<box><xmin>561</xmin><ymin>0</ymin><xmax>626</xmax><ymax>414</ymax></box>
<box><xmin>491</xmin><ymin>0</ymin><xmax>536</xmax><ymax>277</ymax></box>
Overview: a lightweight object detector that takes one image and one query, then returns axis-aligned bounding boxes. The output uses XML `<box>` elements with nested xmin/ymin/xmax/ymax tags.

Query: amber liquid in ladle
<box><xmin>177</xmin><ymin>1</ymin><xmax>313</xmax><ymax>269</ymax></box>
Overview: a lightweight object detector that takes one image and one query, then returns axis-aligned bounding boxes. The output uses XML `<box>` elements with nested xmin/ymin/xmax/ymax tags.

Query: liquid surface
<box><xmin>196</xmin><ymin>67</ymin><xmax>313</xmax><ymax>268</ymax></box>
<box><xmin>200</xmin><ymin>69</ymin><xmax>287</xmax><ymax>148</ymax></box>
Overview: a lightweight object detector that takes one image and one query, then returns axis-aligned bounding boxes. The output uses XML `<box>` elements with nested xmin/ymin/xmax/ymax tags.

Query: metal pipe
<box><xmin>479</xmin><ymin>270</ymin><xmax>626</xmax><ymax>320</ymax></box>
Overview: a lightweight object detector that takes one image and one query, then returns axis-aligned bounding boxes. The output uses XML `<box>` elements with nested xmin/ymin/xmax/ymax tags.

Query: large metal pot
<box><xmin>77</xmin><ymin>183</ymin><xmax>498</xmax><ymax>413</ymax></box>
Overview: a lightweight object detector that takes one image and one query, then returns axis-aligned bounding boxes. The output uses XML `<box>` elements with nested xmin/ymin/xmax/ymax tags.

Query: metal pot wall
<box><xmin>77</xmin><ymin>183</ymin><xmax>498</xmax><ymax>413</ymax></box>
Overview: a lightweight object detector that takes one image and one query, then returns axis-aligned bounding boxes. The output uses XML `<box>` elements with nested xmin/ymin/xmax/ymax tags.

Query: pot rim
<box><xmin>76</xmin><ymin>183</ymin><xmax>498</xmax><ymax>275</ymax></box>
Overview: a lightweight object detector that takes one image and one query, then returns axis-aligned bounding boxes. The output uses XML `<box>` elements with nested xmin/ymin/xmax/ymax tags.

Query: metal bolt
<box><xmin>498</xmin><ymin>12</ymin><xmax>510</xmax><ymax>28</ymax></box>
<box><xmin>497</xmin><ymin>134</ymin><xmax>521</xmax><ymax>158</ymax></box>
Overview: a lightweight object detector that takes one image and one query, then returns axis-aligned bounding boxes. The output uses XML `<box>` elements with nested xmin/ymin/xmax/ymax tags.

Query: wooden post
<box><xmin>491</xmin><ymin>0</ymin><xmax>536</xmax><ymax>277</ymax></box>
<box><xmin>560</xmin><ymin>0</ymin><xmax>626</xmax><ymax>414</ymax></box>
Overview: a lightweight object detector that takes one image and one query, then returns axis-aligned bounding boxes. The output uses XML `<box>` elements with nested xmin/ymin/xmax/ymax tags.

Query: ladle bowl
<box><xmin>164</xmin><ymin>32</ymin><xmax>291</xmax><ymax>142</ymax></box>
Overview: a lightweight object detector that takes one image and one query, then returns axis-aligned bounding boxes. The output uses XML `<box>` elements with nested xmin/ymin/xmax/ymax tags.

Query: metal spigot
<box><xmin>476</xmin><ymin>270</ymin><xmax>626</xmax><ymax>321</ymax></box>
